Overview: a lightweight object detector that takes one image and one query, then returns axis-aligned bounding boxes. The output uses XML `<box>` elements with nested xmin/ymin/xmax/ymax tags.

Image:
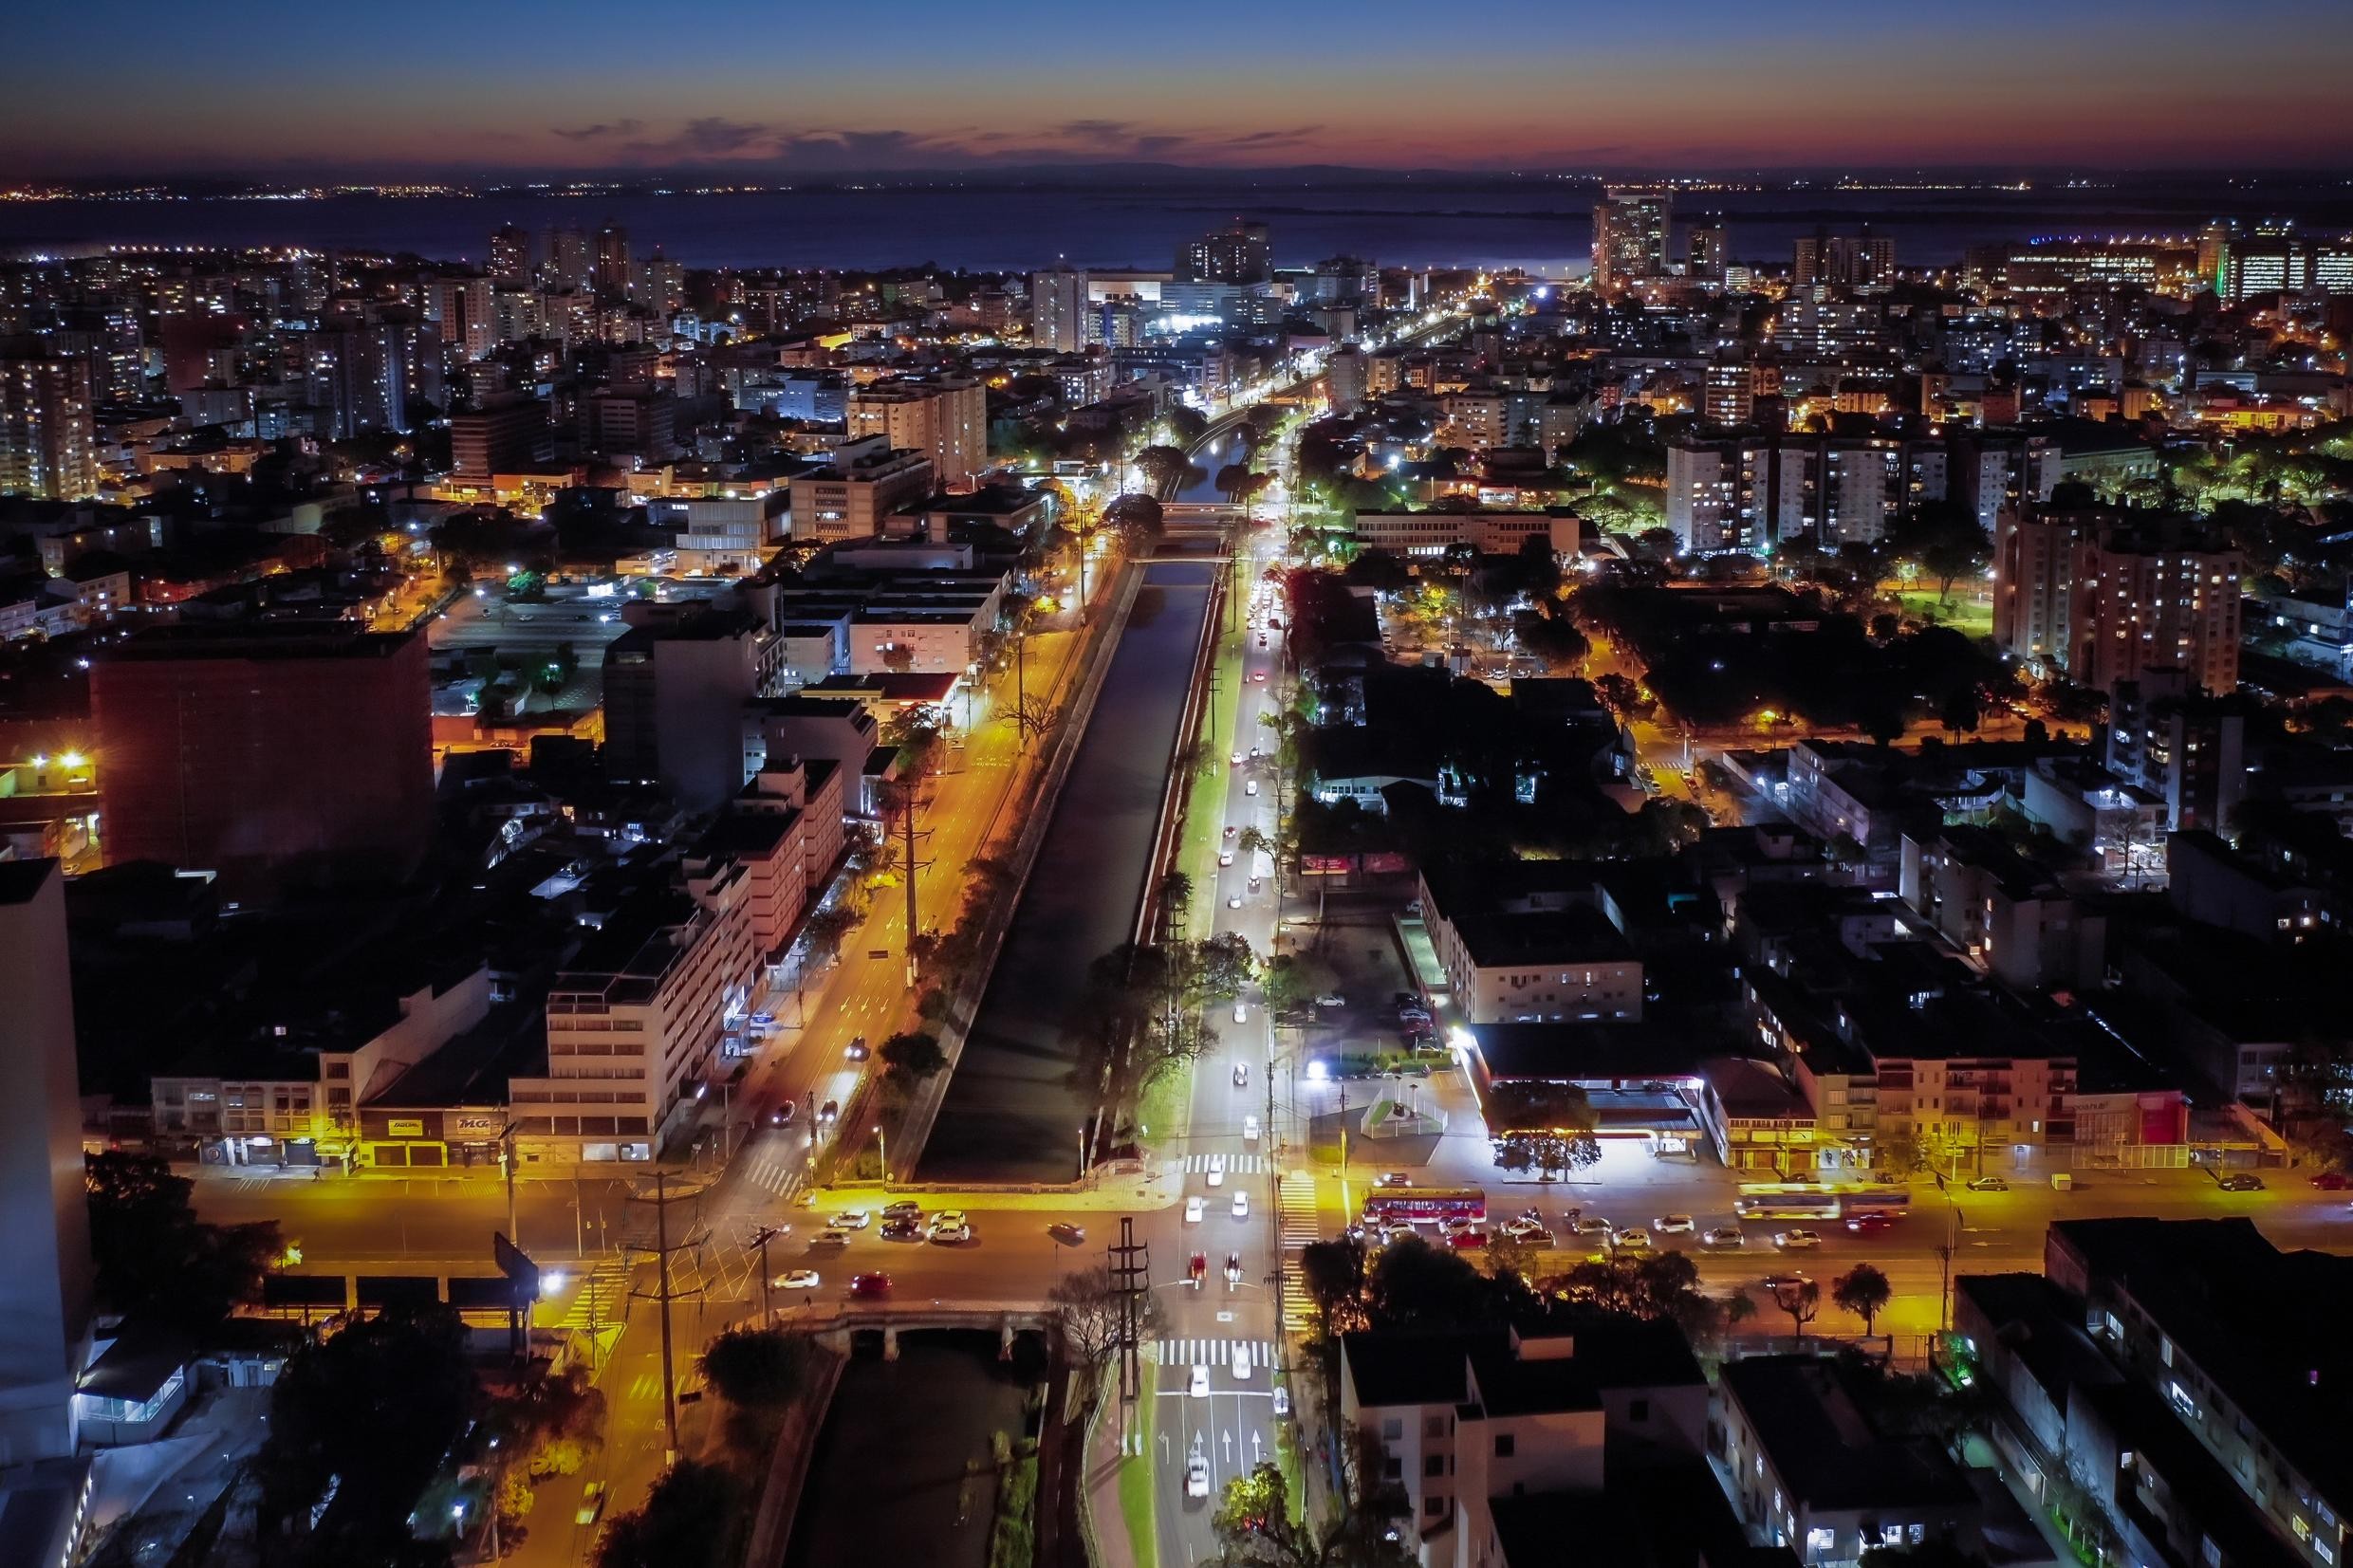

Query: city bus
<box><xmin>1733</xmin><ymin>1182</ymin><xmax>1842</xmax><ymax>1221</ymax></box>
<box><xmin>1360</xmin><ymin>1188</ymin><xmax>1487</xmax><ymax>1227</ymax></box>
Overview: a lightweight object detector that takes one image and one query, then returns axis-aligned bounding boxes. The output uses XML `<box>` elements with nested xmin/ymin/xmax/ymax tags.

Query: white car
<box><xmin>1230</xmin><ymin>1346</ymin><xmax>1252</xmax><ymax>1381</ymax></box>
<box><xmin>1776</xmin><ymin>1229</ymin><xmax>1822</xmax><ymax>1250</ymax></box>
<box><xmin>1186</xmin><ymin>1454</ymin><xmax>1212</xmax><ymax>1498</ymax></box>
<box><xmin>1190</xmin><ymin>1364</ymin><xmax>1211</xmax><ymax>1398</ymax></box>
<box><xmin>1703</xmin><ymin>1225</ymin><xmax>1747</xmax><ymax>1248</ymax></box>
<box><xmin>1245</xmin><ymin>780</ymin><xmax>1258</xmax><ymax>795</ymax></box>
<box><xmin>1613</xmin><ymin>1227</ymin><xmax>1653</xmax><ymax>1250</ymax></box>
<box><xmin>1219</xmin><ymin>851</ymin><xmax>1233</xmax><ymax>866</ymax></box>
<box><xmin>1232</xmin><ymin>1191</ymin><xmax>1250</xmax><ymax>1219</ymax></box>
<box><xmin>813</xmin><ymin>1227</ymin><xmax>851</xmax><ymax>1246</ymax></box>
<box><xmin>1228</xmin><ymin>895</ymin><xmax>1242</xmax><ymax>909</ymax></box>
<box><xmin>827</xmin><ymin>1210</ymin><xmax>871</xmax><ymax>1229</ymax></box>
<box><xmin>929</xmin><ymin>1221</ymin><xmax>973</xmax><ymax>1245</ymax></box>
<box><xmin>1207</xmin><ymin>1167</ymin><xmax>1224</xmax><ymax>1189</ymax></box>
<box><xmin>1230</xmin><ymin>751</ymin><xmax>1244</xmax><ymax>766</ymax></box>
<box><xmin>1233</xmin><ymin>1002</ymin><xmax>1249</xmax><ymax>1024</ymax></box>
<box><xmin>775</xmin><ymin>1269</ymin><xmax>822</xmax><ymax>1290</ymax></box>
<box><xmin>1655</xmin><ymin>1214</ymin><xmax>1695</xmax><ymax>1234</ymax></box>
<box><xmin>1314</xmin><ymin>992</ymin><xmax>1344</xmax><ymax>1007</ymax></box>
<box><xmin>1185</xmin><ymin>1196</ymin><xmax>1205</xmax><ymax>1223</ymax></box>
<box><xmin>1243</xmin><ymin>1115</ymin><xmax>1260</xmax><ymax>1142</ymax></box>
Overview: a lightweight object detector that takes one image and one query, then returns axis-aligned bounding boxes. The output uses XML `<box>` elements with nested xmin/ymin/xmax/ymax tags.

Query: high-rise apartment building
<box><xmin>602</xmin><ymin>604</ymin><xmax>780</xmax><ymax>811</ymax></box>
<box><xmin>1031</xmin><ymin>267</ymin><xmax>1087</xmax><ymax>353</ymax></box>
<box><xmin>1993</xmin><ymin>509</ymin><xmax>2241</xmax><ymax>692</ymax></box>
<box><xmin>488</xmin><ymin>224</ymin><xmax>531</xmax><ymax>283</ymax></box>
<box><xmin>1793</xmin><ymin>229</ymin><xmax>1896</xmax><ymax>290</ymax></box>
<box><xmin>1176</xmin><ymin>220</ymin><xmax>1271</xmax><ymax>285</ymax></box>
<box><xmin>0</xmin><ymin>346</ymin><xmax>99</xmax><ymax>500</ymax></box>
<box><xmin>593</xmin><ymin>226</ymin><xmax>632</xmax><ymax>302</ymax></box>
<box><xmin>449</xmin><ymin>391</ymin><xmax>548</xmax><ymax>479</ymax></box>
<box><xmin>545</xmin><ymin>227</ymin><xmax>591</xmax><ymax>292</ymax></box>
<box><xmin>0</xmin><ymin>859</ymin><xmax>95</xmax><ymax>1467</ymax></box>
<box><xmin>847</xmin><ymin>376</ymin><xmax>987</xmax><ymax>489</ymax></box>
<box><xmin>427</xmin><ymin>273</ymin><xmax>495</xmax><ymax>360</ymax></box>
<box><xmin>92</xmin><ymin>625</ymin><xmax>435</xmax><ymax>888</ymax></box>
<box><xmin>1686</xmin><ymin>223</ymin><xmax>1729</xmax><ymax>282</ymax></box>
<box><xmin>1590</xmin><ymin>186</ymin><xmax>1672</xmax><ymax>294</ymax></box>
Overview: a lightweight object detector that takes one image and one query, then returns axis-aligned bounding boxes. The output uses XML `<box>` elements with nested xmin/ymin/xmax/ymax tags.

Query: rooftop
<box><xmin>1720</xmin><ymin>1356</ymin><xmax>1979</xmax><ymax>1514</ymax></box>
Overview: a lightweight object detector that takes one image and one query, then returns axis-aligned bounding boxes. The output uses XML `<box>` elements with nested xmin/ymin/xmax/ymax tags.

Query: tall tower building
<box><xmin>1175</xmin><ymin>220</ymin><xmax>1272</xmax><ymax>284</ymax></box>
<box><xmin>428</xmin><ymin>274</ymin><xmax>495</xmax><ymax>360</ymax></box>
<box><xmin>0</xmin><ymin>347</ymin><xmax>99</xmax><ymax>500</ymax></box>
<box><xmin>488</xmin><ymin>224</ymin><xmax>531</xmax><ymax>284</ymax></box>
<box><xmin>1031</xmin><ymin>267</ymin><xmax>1087</xmax><ymax>353</ymax></box>
<box><xmin>0</xmin><ymin>858</ymin><xmax>95</xmax><ymax>1466</ymax></box>
<box><xmin>847</xmin><ymin>377</ymin><xmax>988</xmax><ymax>490</ymax></box>
<box><xmin>1591</xmin><ymin>187</ymin><xmax>1673</xmax><ymax>294</ymax></box>
<box><xmin>594</xmin><ymin>226</ymin><xmax>633</xmax><ymax>302</ymax></box>
<box><xmin>545</xmin><ymin>227</ymin><xmax>591</xmax><ymax>292</ymax></box>
<box><xmin>1687</xmin><ymin>224</ymin><xmax>1730</xmax><ymax>282</ymax></box>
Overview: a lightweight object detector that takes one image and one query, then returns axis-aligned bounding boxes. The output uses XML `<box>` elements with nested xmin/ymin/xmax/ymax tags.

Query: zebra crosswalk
<box><xmin>737</xmin><ymin>1153</ymin><xmax>800</xmax><ymax>1199</ymax></box>
<box><xmin>1153</xmin><ymin>1338</ymin><xmax>1277</xmax><ymax>1370</ymax></box>
<box><xmin>558</xmin><ymin>1258</ymin><xmax>632</xmax><ymax>1333</ymax></box>
<box><xmin>1179</xmin><ymin>1153</ymin><xmax>1269</xmax><ymax>1175</ymax></box>
<box><xmin>1278</xmin><ymin>1170</ymin><xmax>1320</xmax><ymax>1337</ymax></box>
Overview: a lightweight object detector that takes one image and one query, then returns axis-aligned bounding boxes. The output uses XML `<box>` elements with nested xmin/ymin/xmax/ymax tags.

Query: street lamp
<box><xmin>874</xmin><ymin>1124</ymin><xmax>888</xmax><ymax>1186</ymax></box>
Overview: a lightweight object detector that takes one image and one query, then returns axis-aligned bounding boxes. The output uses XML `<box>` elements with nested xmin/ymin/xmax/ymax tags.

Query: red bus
<box><xmin>1361</xmin><ymin>1188</ymin><xmax>1487</xmax><ymax>1227</ymax></box>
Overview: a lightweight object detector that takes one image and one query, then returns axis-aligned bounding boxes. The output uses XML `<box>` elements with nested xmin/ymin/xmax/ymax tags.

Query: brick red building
<box><xmin>92</xmin><ymin>625</ymin><xmax>433</xmax><ymax>889</ymax></box>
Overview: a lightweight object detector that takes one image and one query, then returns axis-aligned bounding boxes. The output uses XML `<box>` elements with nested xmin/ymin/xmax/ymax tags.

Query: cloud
<box><xmin>551</xmin><ymin>119</ymin><xmax>644</xmax><ymax>141</ymax></box>
<box><xmin>620</xmin><ymin>117</ymin><xmax>778</xmax><ymax>159</ymax></box>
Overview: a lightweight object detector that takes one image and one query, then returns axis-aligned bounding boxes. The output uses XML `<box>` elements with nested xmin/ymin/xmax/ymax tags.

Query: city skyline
<box><xmin>7</xmin><ymin>0</ymin><xmax>2353</xmax><ymax>178</ymax></box>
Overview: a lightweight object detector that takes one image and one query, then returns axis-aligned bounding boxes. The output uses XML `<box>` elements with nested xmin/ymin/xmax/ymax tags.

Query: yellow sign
<box><xmin>387</xmin><ymin>1118</ymin><xmax>425</xmax><ymax>1138</ymax></box>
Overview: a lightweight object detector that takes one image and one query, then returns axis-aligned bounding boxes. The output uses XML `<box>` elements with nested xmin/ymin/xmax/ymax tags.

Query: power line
<box><xmin>624</xmin><ymin>1171</ymin><xmax>710</xmax><ymax>1464</ymax></box>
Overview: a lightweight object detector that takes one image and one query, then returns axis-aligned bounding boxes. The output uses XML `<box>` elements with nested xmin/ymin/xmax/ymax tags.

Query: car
<box><xmin>1251</xmin><ymin>671</ymin><xmax>1268</xmax><ymax>682</ymax></box>
<box><xmin>576</xmin><ymin>1481</ymin><xmax>609</xmax><ymax>1527</ymax></box>
<box><xmin>1245</xmin><ymin>780</ymin><xmax>1258</xmax><ymax>795</ymax></box>
<box><xmin>1655</xmin><ymin>1214</ymin><xmax>1695</xmax><ymax>1234</ymax></box>
<box><xmin>1185</xmin><ymin>1196</ymin><xmax>1205</xmax><ymax>1223</ymax></box>
<box><xmin>1233</xmin><ymin>1002</ymin><xmax>1249</xmax><ymax>1025</ymax></box>
<box><xmin>1048</xmin><ymin>1222</ymin><xmax>1087</xmax><ymax>1245</ymax></box>
<box><xmin>1613</xmin><ymin>1227</ymin><xmax>1653</xmax><ymax>1250</ymax></box>
<box><xmin>818</xmin><ymin>1099</ymin><xmax>840</xmax><ymax>1125</ymax></box>
<box><xmin>827</xmin><ymin>1209</ymin><xmax>871</xmax><ymax>1229</ymax></box>
<box><xmin>1247</xmin><ymin>876</ymin><xmax>1262</xmax><ymax>892</ymax></box>
<box><xmin>1224</xmin><ymin>824</ymin><xmax>1238</xmax><ymax>839</ymax></box>
<box><xmin>1228</xmin><ymin>895</ymin><xmax>1243</xmax><ymax>909</ymax></box>
<box><xmin>880</xmin><ymin>1218</ymin><xmax>922</xmax><ymax>1241</ymax></box>
<box><xmin>1313</xmin><ymin>992</ymin><xmax>1344</xmax><ymax>1007</ymax></box>
<box><xmin>813</xmin><ymin>1227</ymin><xmax>851</xmax><ymax>1246</ymax></box>
<box><xmin>1243</xmin><ymin>1115</ymin><xmax>1260</xmax><ymax>1142</ymax></box>
<box><xmin>849</xmin><ymin>1272</ymin><xmax>891</xmax><ymax>1298</ymax></box>
<box><xmin>1232</xmin><ymin>1191</ymin><xmax>1250</xmax><ymax>1219</ymax></box>
<box><xmin>2310</xmin><ymin>1171</ymin><xmax>2352</xmax><ymax>1190</ymax></box>
<box><xmin>929</xmin><ymin>1221</ymin><xmax>973</xmax><ymax>1244</ymax></box>
<box><xmin>1761</xmin><ymin>1270</ymin><xmax>1812</xmax><ymax>1293</ymax></box>
<box><xmin>1501</xmin><ymin>1218</ymin><xmax>1551</xmax><ymax>1244</ymax></box>
<box><xmin>1207</xmin><ymin>1167</ymin><xmax>1224</xmax><ymax>1189</ymax></box>
<box><xmin>1393</xmin><ymin>991</ymin><xmax>1420</xmax><ymax>1007</ymax></box>
<box><xmin>769</xmin><ymin>1103</ymin><xmax>796</xmax><ymax>1127</ymax></box>
<box><xmin>1573</xmin><ymin>1216</ymin><xmax>1614</xmax><ymax>1236</ymax></box>
<box><xmin>881</xmin><ymin>1199</ymin><xmax>922</xmax><ymax>1219</ymax></box>
<box><xmin>844</xmin><ymin>1037</ymin><xmax>870</xmax><ymax>1061</ymax></box>
<box><xmin>1224</xmin><ymin>1252</ymin><xmax>1243</xmax><ymax>1284</ymax></box>
<box><xmin>1446</xmin><ymin>1227</ymin><xmax>1489</xmax><ymax>1249</ymax></box>
<box><xmin>1702</xmin><ymin>1225</ymin><xmax>1747</xmax><ymax>1248</ymax></box>
<box><xmin>1233</xmin><ymin>1061</ymin><xmax>1250</xmax><ymax>1087</ymax></box>
<box><xmin>1230</xmin><ymin>751</ymin><xmax>1244</xmax><ymax>766</ymax></box>
<box><xmin>1272</xmin><ymin>1383</ymin><xmax>1290</xmax><ymax>1417</ymax></box>
<box><xmin>775</xmin><ymin>1268</ymin><xmax>822</xmax><ymax>1290</ymax></box>
<box><xmin>1186</xmin><ymin>1454</ymin><xmax>1212</xmax><ymax>1498</ymax></box>
<box><xmin>929</xmin><ymin>1208</ymin><xmax>969</xmax><ymax>1232</ymax></box>
<box><xmin>1231</xmin><ymin>1346</ymin><xmax>1252</xmax><ymax>1381</ymax></box>
<box><xmin>1965</xmin><ymin>1175</ymin><xmax>2009</xmax><ymax>1192</ymax></box>
<box><xmin>1190</xmin><ymin>1364</ymin><xmax>1211</xmax><ymax>1398</ymax></box>
<box><xmin>2217</xmin><ymin>1173</ymin><xmax>2266</xmax><ymax>1191</ymax></box>
<box><xmin>1188</xmin><ymin>1252</ymin><xmax>1209</xmax><ymax>1288</ymax></box>
<box><xmin>1845</xmin><ymin>1212</ymin><xmax>1899</xmax><ymax>1234</ymax></box>
<box><xmin>1377</xmin><ymin>1171</ymin><xmax>1414</xmax><ymax>1189</ymax></box>
<box><xmin>1219</xmin><ymin>851</ymin><xmax>1234</xmax><ymax>866</ymax></box>
<box><xmin>1775</xmin><ymin>1229</ymin><xmax>1822</xmax><ymax>1250</ymax></box>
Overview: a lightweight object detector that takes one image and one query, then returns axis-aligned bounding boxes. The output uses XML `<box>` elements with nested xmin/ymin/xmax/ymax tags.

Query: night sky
<box><xmin>6</xmin><ymin>0</ymin><xmax>2350</xmax><ymax>176</ymax></box>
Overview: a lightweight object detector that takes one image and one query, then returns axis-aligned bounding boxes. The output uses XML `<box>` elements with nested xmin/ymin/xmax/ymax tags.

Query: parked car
<box><xmin>1314</xmin><ymin>993</ymin><xmax>1345</xmax><ymax>1007</ymax></box>
<box><xmin>2310</xmin><ymin>1171</ymin><xmax>2351</xmax><ymax>1190</ymax></box>
<box><xmin>813</xmin><ymin>1227</ymin><xmax>851</xmax><ymax>1246</ymax></box>
<box><xmin>2217</xmin><ymin>1172</ymin><xmax>2266</xmax><ymax>1191</ymax></box>
<box><xmin>880</xmin><ymin>1218</ymin><xmax>922</xmax><ymax>1242</ymax></box>
<box><xmin>881</xmin><ymin>1200</ymin><xmax>922</xmax><ymax>1219</ymax></box>
<box><xmin>1965</xmin><ymin>1175</ymin><xmax>2009</xmax><ymax>1192</ymax></box>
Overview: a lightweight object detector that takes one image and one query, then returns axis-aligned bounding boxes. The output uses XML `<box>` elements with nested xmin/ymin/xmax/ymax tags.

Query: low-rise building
<box><xmin>1898</xmin><ymin>824</ymin><xmax>2107</xmax><ymax>991</ymax></box>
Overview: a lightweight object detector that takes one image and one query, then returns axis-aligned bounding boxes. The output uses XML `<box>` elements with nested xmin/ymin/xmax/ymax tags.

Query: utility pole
<box><xmin>1109</xmin><ymin>1217</ymin><xmax>1149</xmax><ymax>1455</ymax></box>
<box><xmin>626</xmin><ymin>1171</ymin><xmax>708</xmax><ymax>1465</ymax></box>
<box><xmin>899</xmin><ymin>780</ymin><xmax>927</xmax><ymax>988</ymax></box>
<box><xmin>501</xmin><ymin>1122</ymin><xmax>520</xmax><ymax>1250</ymax></box>
<box><xmin>749</xmin><ymin>1223</ymin><xmax>786</xmax><ymax>1325</ymax></box>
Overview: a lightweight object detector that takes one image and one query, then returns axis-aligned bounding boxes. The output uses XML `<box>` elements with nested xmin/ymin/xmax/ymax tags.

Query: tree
<box><xmin>1297</xmin><ymin>1235</ymin><xmax>1370</xmax><ymax>1340</ymax></box>
<box><xmin>1102</xmin><ymin>492</ymin><xmax>1165</xmax><ymax>539</ymax></box>
<box><xmin>1887</xmin><ymin>501</ymin><xmax>1992</xmax><ymax>606</ymax></box>
<box><xmin>1158</xmin><ymin>868</ymin><xmax>1196</xmax><ymax>916</ymax></box>
<box><xmin>878</xmin><ymin>1030</ymin><xmax>949</xmax><ymax>1084</ymax></box>
<box><xmin>1833</xmin><ymin>1264</ymin><xmax>1894</xmax><ymax>1337</ymax></box>
<box><xmin>85</xmin><ymin>1151</ymin><xmax>278</xmax><ymax>1333</ymax></box>
<box><xmin>255</xmin><ymin>1306</ymin><xmax>478</xmax><ymax>1567</ymax></box>
<box><xmin>700</xmin><ymin>1326</ymin><xmax>813</xmax><ymax>1409</ymax></box>
<box><xmin>593</xmin><ymin>1460</ymin><xmax>739</xmax><ymax>1568</ymax></box>
<box><xmin>1769</xmin><ymin>1276</ymin><xmax>1822</xmax><ymax>1341</ymax></box>
<box><xmin>1363</xmin><ymin>1236</ymin><xmax>1495</xmax><ymax>1331</ymax></box>
<box><xmin>1135</xmin><ymin>444</ymin><xmax>1194</xmax><ymax>495</ymax></box>
<box><xmin>1213</xmin><ymin>1426</ymin><xmax>1417</xmax><ymax>1568</ymax></box>
<box><xmin>1484</xmin><ymin>1081</ymin><xmax>1602</xmax><ymax>1175</ymax></box>
<box><xmin>1047</xmin><ymin>1263</ymin><xmax>1165</xmax><ymax>1374</ymax></box>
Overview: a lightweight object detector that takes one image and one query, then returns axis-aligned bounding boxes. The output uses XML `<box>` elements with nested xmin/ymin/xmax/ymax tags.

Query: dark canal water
<box><xmin>919</xmin><ymin>558</ymin><xmax>1216</xmax><ymax>1183</ymax></box>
